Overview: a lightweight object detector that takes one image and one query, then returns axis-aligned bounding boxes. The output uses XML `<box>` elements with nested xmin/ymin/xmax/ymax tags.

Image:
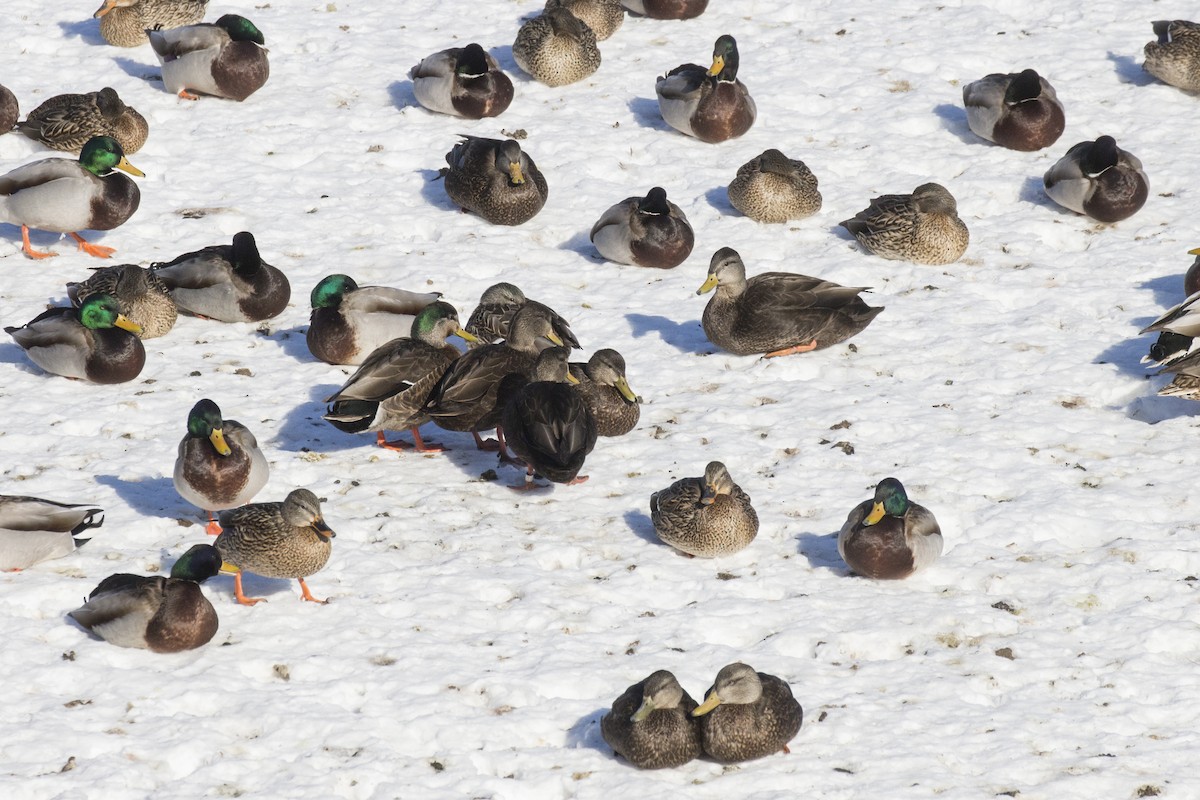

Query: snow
<box><xmin>2</xmin><ymin>1</ymin><xmax>1198</xmax><ymax>798</ymax></box>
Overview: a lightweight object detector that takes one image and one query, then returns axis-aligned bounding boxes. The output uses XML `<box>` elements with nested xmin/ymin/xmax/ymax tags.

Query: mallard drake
<box><xmin>1185</xmin><ymin>247</ymin><xmax>1200</xmax><ymax>296</ymax></box>
<box><xmin>601</xmin><ymin>670</ymin><xmax>703</xmax><ymax>769</ymax></box>
<box><xmin>150</xmin><ymin>231</ymin><xmax>290</xmax><ymax>322</ymax></box>
<box><xmin>513</xmin><ymin>7</ymin><xmax>601</xmax><ymax>87</ymax></box>
<box><xmin>307</xmin><ymin>274</ymin><xmax>441</xmax><ymax>366</ymax></box>
<box><xmin>545</xmin><ymin>0</ymin><xmax>624</xmax><ymax>41</ymax></box>
<box><xmin>1144</xmin><ymin>20</ymin><xmax>1200</xmax><ymax>92</ymax></box>
<box><xmin>840</xmin><ymin>183</ymin><xmax>969</xmax><ymax>265</ymax></box>
<box><xmin>67</xmin><ymin>264</ymin><xmax>177</xmax><ymax>339</ymax></box>
<box><xmin>174</xmin><ymin>399</ymin><xmax>269</xmax><ymax>536</ymax></box>
<box><xmin>6</xmin><ymin>294</ymin><xmax>144</xmax><ymax>383</ymax></box>
<box><xmin>650</xmin><ymin>461</ymin><xmax>757</xmax><ymax>557</ymax></box>
<box><xmin>410</xmin><ymin>43</ymin><xmax>514</xmax><ymax>119</ymax></box>
<box><xmin>464</xmin><ymin>282</ymin><xmax>580</xmax><ymax>350</ymax></box>
<box><xmin>727</xmin><ymin>149</ymin><xmax>821</xmax><ymax>224</ymax></box>
<box><xmin>1043</xmin><ymin>136</ymin><xmax>1148</xmax><ymax>223</ymax></box>
<box><xmin>1140</xmin><ymin>270</ymin><xmax>1200</xmax><ymax>367</ymax></box>
<box><xmin>68</xmin><ymin>543</ymin><xmax>220</xmax><ymax>652</ymax></box>
<box><xmin>214</xmin><ymin>488</ymin><xmax>335</xmax><ymax>606</ymax></box>
<box><xmin>0</xmin><ymin>135</ymin><xmax>142</xmax><ymax>260</ymax></box>
<box><xmin>324</xmin><ymin>301</ymin><xmax>478</xmax><ymax>452</ymax></box>
<box><xmin>590</xmin><ymin>187</ymin><xmax>694</xmax><ymax>269</ymax></box>
<box><xmin>838</xmin><ymin>477</ymin><xmax>943</xmax><ymax>580</ymax></box>
<box><xmin>442</xmin><ymin>136</ymin><xmax>548</xmax><ymax>226</ymax></box>
<box><xmin>621</xmin><ymin>0</ymin><xmax>706</xmax><ymax>19</ymax></box>
<box><xmin>656</xmin><ymin>35</ymin><xmax>755</xmax><ymax>144</ymax></box>
<box><xmin>569</xmin><ymin>349</ymin><xmax>638</xmax><ymax>436</ymax></box>
<box><xmin>16</xmin><ymin>87</ymin><xmax>148</xmax><ymax>155</ymax></box>
<box><xmin>697</xmin><ymin>247</ymin><xmax>883</xmax><ymax>357</ymax></box>
<box><xmin>0</xmin><ymin>495</ymin><xmax>103</xmax><ymax>571</ymax></box>
<box><xmin>93</xmin><ymin>0</ymin><xmax>208</xmax><ymax>48</ymax></box>
<box><xmin>0</xmin><ymin>83</ymin><xmax>19</xmax><ymax>133</ymax></box>
<box><xmin>148</xmin><ymin>14</ymin><xmax>269</xmax><ymax>101</ymax></box>
<box><xmin>962</xmin><ymin>69</ymin><xmax>1064</xmax><ymax>152</ymax></box>
<box><xmin>501</xmin><ymin>346</ymin><xmax>597</xmax><ymax>489</ymax></box>
<box><xmin>691</xmin><ymin>663</ymin><xmax>803</xmax><ymax>764</ymax></box>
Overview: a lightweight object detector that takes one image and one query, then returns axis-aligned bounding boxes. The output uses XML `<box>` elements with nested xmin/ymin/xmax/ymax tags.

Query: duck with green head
<box><xmin>67</xmin><ymin>264</ymin><xmax>178</xmax><ymax>340</ymax></box>
<box><xmin>150</xmin><ymin>231</ymin><xmax>290</xmax><ymax>322</ymax></box>
<box><xmin>148</xmin><ymin>14</ymin><xmax>269</xmax><ymax>101</ymax></box>
<box><xmin>174</xmin><ymin>399</ymin><xmax>270</xmax><ymax>536</ymax></box>
<box><xmin>5</xmin><ymin>294</ymin><xmax>144</xmax><ymax>383</ymax></box>
<box><xmin>838</xmin><ymin>477</ymin><xmax>943</xmax><ymax>580</ymax></box>
<box><xmin>656</xmin><ymin>35</ymin><xmax>756</xmax><ymax>143</ymax></box>
<box><xmin>307</xmin><ymin>274</ymin><xmax>442</xmax><ymax>366</ymax></box>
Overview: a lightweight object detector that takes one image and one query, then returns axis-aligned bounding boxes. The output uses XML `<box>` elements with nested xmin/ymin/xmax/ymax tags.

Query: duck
<box><xmin>1043</xmin><ymin>136</ymin><xmax>1149</xmax><ymax>223</ymax></box>
<box><xmin>546</xmin><ymin>0</ymin><xmax>624</xmax><ymax>41</ymax></box>
<box><xmin>601</xmin><ymin>670</ymin><xmax>703</xmax><ymax>769</ymax></box>
<box><xmin>962</xmin><ymin>69</ymin><xmax>1064</xmax><ymax>152</ymax></box>
<box><xmin>150</xmin><ymin>231</ymin><xmax>290</xmax><ymax>322</ymax></box>
<box><xmin>691</xmin><ymin>663</ymin><xmax>803</xmax><ymax>764</ymax></box>
<box><xmin>590</xmin><ymin>187</ymin><xmax>694</xmax><ymax>269</ymax></box>
<box><xmin>1154</xmin><ymin>349</ymin><xmax>1200</xmax><ymax>400</ymax></box>
<box><xmin>697</xmin><ymin>247</ymin><xmax>883</xmax><ymax>357</ymax></box>
<box><xmin>148</xmin><ymin>14</ymin><xmax>269</xmax><ymax>101</ymax></box>
<box><xmin>67</xmin><ymin>264</ymin><xmax>178</xmax><ymax>339</ymax></box>
<box><xmin>15</xmin><ymin>87</ymin><xmax>149</xmax><ymax>155</ymax></box>
<box><xmin>6</xmin><ymin>294</ymin><xmax>144</xmax><ymax>383</ymax></box>
<box><xmin>840</xmin><ymin>182</ymin><xmax>969</xmax><ymax>265</ymax></box>
<box><xmin>569</xmin><ymin>348</ymin><xmax>639</xmax><ymax>436</ymax></box>
<box><xmin>1144</xmin><ymin>20</ymin><xmax>1200</xmax><ymax>92</ymax></box>
<box><xmin>324</xmin><ymin>301</ymin><xmax>478</xmax><ymax>452</ymax></box>
<box><xmin>0</xmin><ymin>83</ymin><xmax>17</xmax><ymax>133</ymax></box>
<box><xmin>464</xmin><ymin>282</ymin><xmax>580</xmax><ymax>350</ymax></box>
<box><xmin>1185</xmin><ymin>247</ymin><xmax>1200</xmax><ymax>297</ymax></box>
<box><xmin>307</xmin><ymin>274</ymin><xmax>442</xmax><ymax>366</ymax></box>
<box><xmin>93</xmin><ymin>0</ymin><xmax>208</xmax><ymax>48</ymax></box>
<box><xmin>512</xmin><ymin>7</ymin><xmax>601</xmax><ymax>87</ymax></box>
<box><xmin>409</xmin><ymin>43</ymin><xmax>514</xmax><ymax>119</ymax></box>
<box><xmin>838</xmin><ymin>477</ymin><xmax>943</xmax><ymax>580</ymax></box>
<box><xmin>174</xmin><ymin>399</ymin><xmax>270</xmax><ymax>536</ymax></box>
<box><xmin>442</xmin><ymin>136</ymin><xmax>548</xmax><ymax>226</ymax></box>
<box><xmin>68</xmin><ymin>543</ymin><xmax>221</xmax><ymax>652</ymax></box>
<box><xmin>621</xmin><ymin>0</ymin><xmax>706</xmax><ymax>19</ymax></box>
<box><xmin>656</xmin><ymin>35</ymin><xmax>755</xmax><ymax>143</ymax></box>
<box><xmin>727</xmin><ymin>149</ymin><xmax>822</xmax><ymax>223</ymax></box>
<box><xmin>0</xmin><ymin>135</ymin><xmax>142</xmax><ymax>260</ymax></box>
<box><xmin>1140</xmin><ymin>272</ymin><xmax>1200</xmax><ymax>367</ymax></box>
<box><xmin>500</xmin><ymin>346</ymin><xmax>597</xmax><ymax>489</ymax></box>
<box><xmin>0</xmin><ymin>495</ymin><xmax>103</xmax><ymax>571</ymax></box>
<box><xmin>214</xmin><ymin>488</ymin><xmax>335</xmax><ymax>606</ymax></box>
<box><xmin>650</xmin><ymin>461</ymin><xmax>758</xmax><ymax>557</ymax></box>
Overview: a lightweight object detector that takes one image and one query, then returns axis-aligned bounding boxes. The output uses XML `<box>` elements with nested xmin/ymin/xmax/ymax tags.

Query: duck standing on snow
<box><xmin>650</xmin><ymin>461</ymin><xmax>758</xmax><ymax>557</ymax></box>
<box><xmin>0</xmin><ymin>496</ymin><xmax>103</xmax><ymax>571</ymax></box>
<box><xmin>656</xmin><ymin>35</ymin><xmax>755</xmax><ymax>143</ymax></box>
<box><xmin>591</xmin><ymin>187</ymin><xmax>694</xmax><ymax>269</ymax></box>
<box><xmin>513</xmin><ymin>7</ymin><xmax>601</xmax><ymax>87</ymax></box>
<box><xmin>67</xmin><ymin>264</ymin><xmax>178</xmax><ymax>339</ymax></box>
<box><xmin>16</xmin><ymin>87</ymin><xmax>149</xmax><ymax>155</ymax></box>
<box><xmin>569</xmin><ymin>349</ymin><xmax>639</xmax><ymax>437</ymax></box>
<box><xmin>601</xmin><ymin>670</ymin><xmax>703</xmax><ymax>769</ymax></box>
<box><xmin>148</xmin><ymin>14</ymin><xmax>269</xmax><ymax>101</ymax></box>
<box><xmin>6</xmin><ymin>294</ymin><xmax>144</xmax><ymax>383</ymax></box>
<box><xmin>1043</xmin><ymin>136</ymin><xmax>1148</xmax><ymax>223</ymax></box>
<box><xmin>1143</xmin><ymin>20</ymin><xmax>1200</xmax><ymax>92</ymax></box>
<box><xmin>151</xmin><ymin>231</ymin><xmax>290</xmax><ymax>322</ymax></box>
<box><xmin>307</xmin><ymin>274</ymin><xmax>441</xmax><ymax>366</ymax></box>
<box><xmin>727</xmin><ymin>149</ymin><xmax>822</xmax><ymax>223</ymax></box>
<box><xmin>442</xmin><ymin>136</ymin><xmax>548</xmax><ymax>226</ymax></box>
<box><xmin>840</xmin><ymin>182</ymin><xmax>969</xmax><ymax>265</ymax></box>
<box><xmin>962</xmin><ymin>69</ymin><xmax>1065</xmax><ymax>151</ymax></box>
<box><xmin>174</xmin><ymin>399</ymin><xmax>270</xmax><ymax>536</ymax></box>
<box><xmin>838</xmin><ymin>477</ymin><xmax>943</xmax><ymax>580</ymax></box>
<box><xmin>621</xmin><ymin>0</ymin><xmax>706</xmax><ymax>20</ymax></box>
<box><xmin>463</xmin><ymin>282</ymin><xmax>580</xmax><ymax>350</ymax></box>
<box><xmin>545</xmin><ymin>0</ymin><xmax>624</xmax><ymax>41</ymax></box>
<box><xmin>0</xmin><ymin>83</ymin><xmax>17</xmax><ymax>132</ymax></box>
<box><xmin>0</xmin><ymin>135</ymin><xmax>142</xmax><ymax>260</ymax></box>
<box><xmin>410</xmin><ymin>43</ymin><xmax>513</xmax><ymax>119</ymax></box>
<box><xmin>691</xmin><ymin>663</ymin><xmax>803</xmax><ymax>764</ymax></box>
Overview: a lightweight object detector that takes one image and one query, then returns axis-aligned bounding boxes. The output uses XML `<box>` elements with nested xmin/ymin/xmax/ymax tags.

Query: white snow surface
<box><xmin>2</xmin><ymin>1</ymin><xmax>1199</xmax><ymax>798</ymax></box>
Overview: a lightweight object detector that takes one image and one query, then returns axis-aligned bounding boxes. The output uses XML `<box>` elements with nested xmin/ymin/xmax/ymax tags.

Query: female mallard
<box><xmin>174</xmin><ymin>399</ymin><xmax>269</xmax><ymax>536</ymax></box>
<box><xmin>569</xmin><ymin>348</ymin><xmax>639</xmax><ymax>436</ymax></box>
<box><xmin>68</xmin><ymin>543</ymin><xmax>221</xmax><ymax>652</ymax></box>
<box><xmin>691</xmin><ymin>663</ymin><xmax>803</xmax><ymax>764</ymax></box>
<box><xmin>656</xmin><ymin>35</ymin><xmax>755</xmax><ymax>143</ymax></box>
<box><xmin>501</xmin><ymin>346</ymin><xmax>597</xmax><ymax>489</ymax></box>
<box><xmin>150</xmin><ymin>231</ymin><xmax>290</xmax><ymax>322</ymax></box>
<box><xmin>410</xmin><ymin>43</ymin><xmax>514</xmax><ymax>119</ymax></box>
<box><xmin>697</xmin><ymin>247</ymin><xmax>882</xmax><ymax>358</ymax></box>
<box><xmin>727</xmin><ymin>149</ymin><xmax>822</xmax><ymax>223</ymax></box>
<box><xmin>590</xmin><ymin>187</ymin><xmax>694</xmax><ymax>269</ymax></box>
<box><xmin>0</xmin><ymin>135</ymin><xmax>142</xmax><ymax>260</ymax></box>
<box><xmin>1144</xmin><ymin>20</ymin><xmax>1200</xmax><ymax>92</ymax></box>
<box><xmin>443</xmin><ymin>136</ymin><xmax>548</xmax><ymax>226</ymax></box>
<box><xmin>1043</xmin><ymin>136</ymin><xmax>1148</xmax><ymax>223</ymax></box>
<box><xmin>512</xmin><ymin>7</ymin><xmax>601</xmax><ymax>87</ymax></box>
<box><xmin>0</xmin><ymin>495</ymin><xmax>103</xmax><ymax>571</ymax></box>
<box><xmin>67</xmin><ymin>264</ymin><xmax>178</xmax><ymax>339</ymax></box>
<box><xmin>93</xmin><ymin>0</ymin><xmax>208</xmax><ymax>48</ymax></box>
<box><xmin>324</xmin><ymin>301</ymin><xmax>478</xmax><ymax>452</ymax></box>
<box><xmin>15</xmin><ymin>87</ymin><xmax>149</xmax><ymax>155</ymax></box>
<box><xmin>6</xmin><ymin>294</ymin><xmax>144</xmax><ymax>383</ymax></box>
<box><xmin>307</xmin><ymin>274</ymin><xmax>441</xmax><ymax>366</ymax></box>
<box><xmin>650</xmin><ymin>461</ymin><xmax>757</xmax><ymax>557</ymax></box>
<box><xmin>464</xmin><ymin>282</ymin><xmax>580</xmax><ymax>349</ymax></box>
<box><xmin>214</xmin><ymin>488</ymin><xmax>335</xmax><ymax>606</ymax></box>
<box><xmin>840</xmin><ymin>182</ymin><xmax>969</xmax><ymax>265</ymax></box>
<box><xmin>148</xmin><ymin>14</ymin><xmax>269</xmax><ymax>101</ymax></box>
<box><xmin>601</xmin><ymin>670</ymin><xmax>703</xmax><ymax>769</ymax></box>
<box><xmin>0</xmin><ymin>83</ymin><xmax>17</xmax><ymax>133</ymax></box>
<box><xmin>838</xmin><ymin>477</ymin><xmax>943</xmax><ymax>580</ymax></box>
<box><xmin>962</xmin><ymin>69</ymin><xmax>1064</xmax><ymax>152</ymax></box>
<box><xmin>621</xmin><ymin>0</ymin><xmax>706</xmax><ymax>19</ymax></box>
<box><xmin>545</xmin><ymin>0</ymin><xmax>624</xmax><ymax>41</ymax></box>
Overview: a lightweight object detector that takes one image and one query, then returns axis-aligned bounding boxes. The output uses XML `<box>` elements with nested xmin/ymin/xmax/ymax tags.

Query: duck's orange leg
<box><xmin>764</xmin><ymin>340</ymin><xmax>818</xmax><ymax>358</ymax></box>
<box><xmin>178</xmin><ymin>89</ymin><xmax>200</xmax><ymax>101</ymax></box>
<box><xmin>232</xmin><ymin>571</ymin><xmax>266</xmax><ymax>606</ymax></box>
<box><xmin>298</xmin><ymin>578</ymin><xmax>328</xmax><ymax>604</ymax></box>
<box><xmin>409</xmin><ymin>426</ymin><xmax>446</xmax><ymax>453</ymax></box>
<box><xmin>69</xmin><ymin>232</ymin><xmax>115</xmax><ymax>259</ymax></box>
<box><xmin>21</xmin><ymin>226</ymin><xmax>56</xmax><ymax>260</ymax></box>
<box><xmin>205</xmin><ymin>512</ymin><xmax>222</xmax><ymax>536</ymax></box>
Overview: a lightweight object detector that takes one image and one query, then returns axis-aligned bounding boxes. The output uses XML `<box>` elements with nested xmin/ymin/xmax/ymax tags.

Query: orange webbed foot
<box><xmin>298</xmin><ymin>578</ymin><xmax>328</xmax><ymax>604</ymax></box>
<box><xmin>232</xmin><ymin>571</ymin><xmax>266</xmax><ymax>606</ymax></box>
<box><xmin>764</xmin><ymin>340</ymin><xmax>818</xmax><ymax>358</ymax></box>
<box><xmin>69</xmin><ymin>233</ymin><xmax>115</xmax><ymax>259</ymax></box>
<box><xmin>178</xmin><ymin>89</ymin><xmax>199</xmax><ymax>101</ymax></box>
<box><xmin>566</xmin><ymin>475</ymin><xmax>590</xmax><ymax>486</ymax></box>
<box><xmin>21</xmin><ymin>226</ymin><xmax>56</xmax><ymax>259</ymax></box>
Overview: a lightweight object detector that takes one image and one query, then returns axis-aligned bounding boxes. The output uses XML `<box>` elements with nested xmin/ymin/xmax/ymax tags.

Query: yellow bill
<box><xmin>691</xmin><ymin>691</ymin><xmax>722</xmax><ymax>717</ymax></box>
<box><xmin>696</xmin><ymin>275</ymin><xmax>718</xmax><ymax>295</ymax></box>
<box><xmin>114</xmin><ymin>314</ymin><xmax>143</xmax><ymax>335</ymax></box>
<box><xmin>208</xmin><ymin>427</ymin><xmax>232</xmax><ymax>456</ymax></box>
<box><xmin>864</xmin><ymin>501</ymin><xmax>886</xmax><ymax>526</ymax></box>
<box><xmin>116</xmin><ymin>156</ymin><xmax>145</xmax><ymax>178</ymax></box>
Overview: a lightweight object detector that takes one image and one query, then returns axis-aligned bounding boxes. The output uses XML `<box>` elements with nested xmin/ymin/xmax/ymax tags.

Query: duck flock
<box><xmin>2</xmin><ymin>1</ymin><xmax>1200</xmax><ymax>795</ymax></box>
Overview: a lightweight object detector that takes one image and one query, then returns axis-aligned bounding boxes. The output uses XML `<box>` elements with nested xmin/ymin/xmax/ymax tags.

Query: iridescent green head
<box><xmin>216</xmin><ymin>14</ymin><xmax>266</xmax><ymax>45</ymax></box>
<box><xmin>78</xmin><ymin>294</ymin><xmax>142</xmax><ymax>334</ymax></box>
<box><xmin>186</xmin><ymin>399</ymin><xmax>232</xmax><ymax>456</ymax></box>
<box><xmin>865</xmin><ymin>477</ymin><xmax>909</xmax><ymax>525</ymax></box>
<box><xmin>709</xmin><ymin>35</ymin><xmax>741</xmax><ymax>81</ymax></box>
<box><xmin>170</xmin><ymin>544</ymin><xmax>222</xmax><ymax>583</ymax></box>
<box><xmin>411</xmin><ymin>301</ymin><xmax>480</xmax><ymax>345</ymax></box>
<box><xmin>311</xmin><ymin>274</ymin><xmax>358</xmax><ymax>310</ymax></box>
<box><xmin>79</xmin><ymin>136</ymin><xmax>144</xmax><ymax>179</ymax></box>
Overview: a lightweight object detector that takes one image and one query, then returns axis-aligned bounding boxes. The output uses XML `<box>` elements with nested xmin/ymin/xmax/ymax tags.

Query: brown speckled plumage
<box><xmin>840</xmin><ymin>182</ymin><xmax>969</xmax><ymax>265</ymax></box>
<box><xmin>1144</xmin><ymin>20</ymin><xmax>1200</xmax><ymax>92</ymax></box>
<box><xmin>443</xmin><ymin>137</ymin><xmax>548</xmax><ymax>226</ymax></box>
<box><xmin>0</xmin><ymin>84</ymin><xmax>19</xmax><ymax>134</ymax></box>
<box><xmin>67</xmin><ymin>264</ymin><xmax>177</xmax><ymax>339</ymax></box>
<box><xmin>545</xmin><ymin>0</ymin><xmax>624</xmax><ymax>41</ymax></box>
<box><xmin>569</xmin><ymin>349</ymin><xmax>639</xmax><ymax>436</ymax></box>
<box><xmin>93</xmin><ymin>0</ymin><xmax>209</xmax><ymax>48</ymax></box>
<box><xmin>601</xmin><ymin>670</ymin><xmax>703</xmax><ymax>769</ymax></box>
<box><xmin>464</xmin><ymin>283</ymin><xmax>579</xmax><ymax>350</ymax></box>
<box><xmin>513</xmin><ymin>7</ymin><xmax>601</xmax><ymax>87</ymax></box>
<box><xmin>727</xmin><ymin>149</ymin><xmax>821</xmax><ymax>223</ymax></box>
<box><xmin>16</xmin><ymin>87</ymin><xmax>148</xmax><ymax>155</ymax></box>
<box><xmin>692</xmin><ymin>663</ymin><xmax>803</xmax><ymax>764</ymax></box>
<box><xmin>650</xmin><ymin>461</ymin><xmax>757</xmax><ymax>557</ymax></box>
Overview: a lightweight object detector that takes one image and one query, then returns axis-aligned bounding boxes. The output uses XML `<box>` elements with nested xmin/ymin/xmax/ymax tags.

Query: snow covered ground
<box><xmin>2</xmin><ymin>1</ymin><xmax>1199</xmax><ymax>797</ymax></box>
